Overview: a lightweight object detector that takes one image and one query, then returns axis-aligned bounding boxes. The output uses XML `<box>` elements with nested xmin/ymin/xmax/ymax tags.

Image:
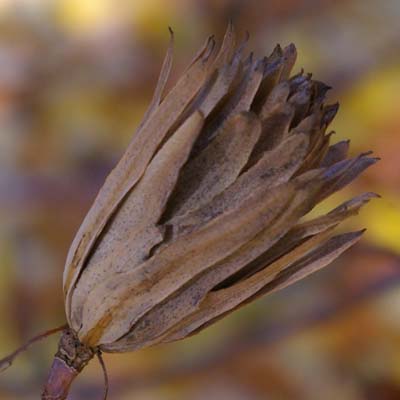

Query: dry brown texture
<box><xmin>70</xmin><ymin>112</ymin><xmax>205</xmax><ymax>325</ymax></box>
<box><xmin>63</xmin><ymin>32</ymin><xmax>218</xmax><ymax>320</ymax></box>
<box><xmin>60</xmin><ymin>25</ymin><xmax>377</xmax><ymax>351</ymax></box>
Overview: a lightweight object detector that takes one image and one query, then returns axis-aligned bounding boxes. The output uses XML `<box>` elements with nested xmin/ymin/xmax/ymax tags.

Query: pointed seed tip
<box><xmin>359</xmin><ymin>150</ymin><xmax>374</xmax><ymax>157</ymax></box>
<box><xmin>0</xmin><ymin>360</ymin><xmax>11</xmax><ymax>372</ymax></box>
<box><xmin>347</xmin><ymin>229</ymin><xmax>367</xmax><ymax>238</ymax></box>
<box><xmin>366</xmin><ymin>192</ymin><xmax>381</xmax><ymax>199</ymax></box>
<box><xmin>205</xmin><ymin>35</ymin><xmax>215</xmax><ymax>46</ymax></box>
<box><xmin>285</xmin><ymin>43</ymin><xmax>297</xmax><ymax>53</ymax></box>
<box><xmin>202</xmin><ymin>37</ymin><xmax>216</xmax><ymax>62</ymax></box>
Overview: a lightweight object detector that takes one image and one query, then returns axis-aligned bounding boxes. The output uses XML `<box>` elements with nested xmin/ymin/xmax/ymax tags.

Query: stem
<box><xmin>97</xmin><ymin>351</ymin><xmax>109</xmax><ymax>400</ymax></box>
<box><xmin>41</xmin><ymin>328</ymin><xmax>95</xmax><ymax>400</ymax></box>
<box><xmin>0</xmin><ymin>324</ymin><xmax>67</xmax><ymax>372</ymax></box>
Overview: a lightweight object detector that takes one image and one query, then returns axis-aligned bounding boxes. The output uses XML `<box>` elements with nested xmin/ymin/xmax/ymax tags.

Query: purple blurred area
<box><xmin>0</xmin><ymin>1</ymin><xmax>399</xmax><ymax>399</ymax></box>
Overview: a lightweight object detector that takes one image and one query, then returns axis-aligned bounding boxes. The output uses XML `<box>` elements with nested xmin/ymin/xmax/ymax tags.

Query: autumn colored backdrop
<box><xmin>0</xmin><ymin>1</ymin><xmax>399</xmax><ymax>399</ymax></box>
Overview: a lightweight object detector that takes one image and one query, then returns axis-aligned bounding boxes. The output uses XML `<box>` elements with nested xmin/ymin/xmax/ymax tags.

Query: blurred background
<box><xmin>0</xmin><ymin>0</ymin><xmax>399</xmax><ymax>399</ymax></box>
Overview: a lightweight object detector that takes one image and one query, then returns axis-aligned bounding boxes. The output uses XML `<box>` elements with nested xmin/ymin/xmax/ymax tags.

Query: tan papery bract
<box><xmin>61</xmin><ymin>25</ymin><xmax>378</xmax><ymax>351</ymax></box>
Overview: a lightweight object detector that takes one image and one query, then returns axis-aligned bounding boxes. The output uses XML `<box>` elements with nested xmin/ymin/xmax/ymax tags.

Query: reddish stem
<box><xmin>42</xmin><ymin>357</ymin><xmax>79</xmax><ymax>400</ymax></box>
<box><xmin>41</xmin><ymin>328</ymin><xmax>96</xmax><ymax>400</ymax></box>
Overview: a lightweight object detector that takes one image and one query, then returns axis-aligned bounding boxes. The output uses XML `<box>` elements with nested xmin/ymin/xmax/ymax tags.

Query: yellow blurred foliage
<box><xmin>363</xmin><ymin>194</ymin><xmax>400</xmax><ymax>253</ymax></box>
<box><xmin>56</xmin><ymin>0</ymin><xmax>177</xmax><ymax>37</ymax></box>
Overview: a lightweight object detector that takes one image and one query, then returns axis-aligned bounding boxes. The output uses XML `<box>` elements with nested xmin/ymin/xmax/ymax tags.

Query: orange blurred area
<box><xmin>0</xmin><ymin>0</ymin><xmax>399</xmax><ymax>399</ymax></box>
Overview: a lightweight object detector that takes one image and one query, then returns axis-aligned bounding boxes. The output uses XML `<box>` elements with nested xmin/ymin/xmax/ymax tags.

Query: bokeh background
<box><xmin>0</xmin><ymin>0</ymin><xmax>399</xmax><ymax>399</ymax></box>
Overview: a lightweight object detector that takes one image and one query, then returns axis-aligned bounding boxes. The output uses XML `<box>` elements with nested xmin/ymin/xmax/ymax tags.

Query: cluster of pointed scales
<box><xmin>63</xmin><ymin>25</ymin><xmax>378</xmax><ymax>353</ymax></box>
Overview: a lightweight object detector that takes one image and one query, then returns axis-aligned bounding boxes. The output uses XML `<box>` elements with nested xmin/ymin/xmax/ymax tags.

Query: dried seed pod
<box><xmin>0</xmin><ymin>25</ymin><xmax>378</xmax><ymax>400</ymax></box>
